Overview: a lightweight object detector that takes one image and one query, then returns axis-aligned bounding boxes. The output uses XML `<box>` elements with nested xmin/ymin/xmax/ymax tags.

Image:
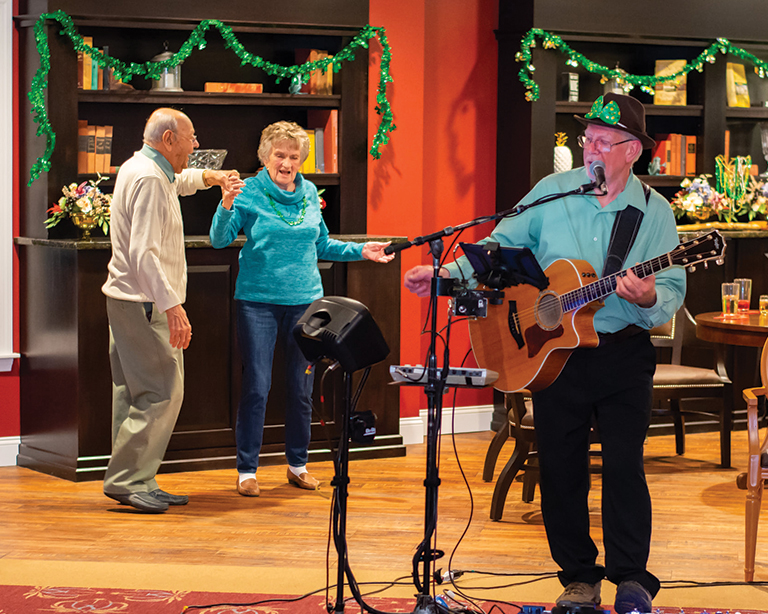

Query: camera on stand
<box><xmin>449</xmin><ymin>282</ymin><xmax>503</xmax><ymax>318</ymax></box>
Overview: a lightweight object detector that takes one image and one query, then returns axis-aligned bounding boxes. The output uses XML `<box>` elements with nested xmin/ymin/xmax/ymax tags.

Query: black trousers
<box><xmin>531</xmin><ymin>331</ymin><xmax>661</xmax><ymax>597</ymax></box>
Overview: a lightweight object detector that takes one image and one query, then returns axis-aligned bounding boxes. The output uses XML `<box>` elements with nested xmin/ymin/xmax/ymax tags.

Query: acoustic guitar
<box><xmin>468</xmin><ymin>229</ymin><xmax>726</xmax><ymax>393</ymax></box>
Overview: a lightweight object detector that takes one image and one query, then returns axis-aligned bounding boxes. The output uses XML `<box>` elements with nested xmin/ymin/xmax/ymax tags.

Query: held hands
<box><xmin>616</xmin><ymin>267</ymin><xmax>657</xmax><ymax>308</ymax></box>
<box><xmin>165</xmin><ymin>304</ymin><xmax>193</xmax><ymax>350</ymax></box>
<box><xmin>362</xmin><ymin>241</ymin><xmax>395</xmax><ymax>263</ymax></box>
<box><xmin>403</xmin><ymin>264</ymin><xmax>449</xmax><ymax>298</ymax></box>
<box><xmin>216</xmin><ymin>171</ymin><xmax>245</xmax><ymax>210</ymax></box>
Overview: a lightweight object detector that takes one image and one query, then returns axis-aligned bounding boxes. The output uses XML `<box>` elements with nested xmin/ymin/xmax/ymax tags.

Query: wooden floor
<box><xmin>1</xmin><ymin>429</ymin><xmax>767</xmax><ymax>607</ymax></box>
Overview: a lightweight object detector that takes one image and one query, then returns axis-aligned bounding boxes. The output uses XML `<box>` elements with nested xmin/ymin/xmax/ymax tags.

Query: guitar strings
<box><xmin>505</xmin><ymin>254</ymin><xmax>670</xmax><ymax>329</ymax></box>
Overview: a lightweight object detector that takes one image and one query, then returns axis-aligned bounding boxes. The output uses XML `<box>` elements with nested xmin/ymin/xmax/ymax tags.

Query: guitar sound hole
<box><xmin>535</xmin><ymin>292</ymin><xmax>562</xmax><ymax>330</ymax></box>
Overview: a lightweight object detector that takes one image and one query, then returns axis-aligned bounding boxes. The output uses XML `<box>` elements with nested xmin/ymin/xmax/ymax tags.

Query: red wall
<box><xmin>0</xmin><ymin>0</ymin><xmax>20</xmax><ymax>437</ymax></box>
<box><xmin>368</xmin><ymin>0</ymin><xmax>498</xmax><ymax>417</ymax></box>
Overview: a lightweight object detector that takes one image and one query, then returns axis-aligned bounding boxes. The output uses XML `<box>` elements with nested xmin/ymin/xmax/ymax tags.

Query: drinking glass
<box><xmin>734</xmin><ymin>278</ymin><xmax>752</xmax><ymax>313</ymax></box>
<box><xmin>760</xmin><ymin>294</ymin><xmax>768</xmax><ymax>316</ymax></box>
<box><xmin>722</xmin><ymin>282</ymin><xmax>739</xmax><ymax>317</ymax></box>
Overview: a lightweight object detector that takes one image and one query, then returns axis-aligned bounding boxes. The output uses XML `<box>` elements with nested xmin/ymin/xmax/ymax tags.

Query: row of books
<box><xmin>651</xmin><ymin>133</ymin><xmax>697</xmax><ymax>176</ymax></box>
<box><xmin>77</xmin><ymin>38</ymin><xmax>117</xmax><ymax>91</ymax></box>
<box><xmin>78</xmin><ymin>121</ymin><xmax>115</xmax><ymax>175</ymax></box>
<box><xmin>299</xmin><ymin>110</ymin><xmax>339</xmax><ymax>174</ymax></box>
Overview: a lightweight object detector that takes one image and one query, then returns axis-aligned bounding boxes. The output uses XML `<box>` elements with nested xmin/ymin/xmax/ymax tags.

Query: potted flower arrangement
<box><xmin>45</xmin><ymin>176</ymin><xmax>112</xmax><ymax>239</ymax></box>
<box><xmin>670</xmin><ymin>156</ymin><xmax>768</xmax><ymax>227</ymax></box>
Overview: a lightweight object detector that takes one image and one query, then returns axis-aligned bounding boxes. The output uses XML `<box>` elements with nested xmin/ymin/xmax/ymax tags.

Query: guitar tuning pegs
<box><xmin>703</xmin><ymin>261</ymin><xmax>709</xmax><ymax>269</ymax></box>
<box><xmin>689</xmin><ymin>265</ymin><xmax>696</xmax><ymax>273</ymax></box>
<box><xmin>716</xmin><ymin>258</ymin><xmax>724</xmax><ymax>265</ymax></box>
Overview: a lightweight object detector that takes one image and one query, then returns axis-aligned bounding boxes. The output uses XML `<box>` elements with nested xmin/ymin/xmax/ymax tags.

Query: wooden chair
<box><xmin>482</xmin><ymin>391</ymin><xmax>537</xmax><ymax>520</ymax></box>
<box><xmin>483</xmin><ymin>391</ymin><xmax>600</xmax><ymax>520</ymax></box>
<box><xmin>651</xmin><ymin>304</ymin><xmax>733</xmax><ymax>468</ymax></box>
<box><xmin>740</xmin><ymin>336</ymin><xmax>768</xmax><ymax>582</ymax></box>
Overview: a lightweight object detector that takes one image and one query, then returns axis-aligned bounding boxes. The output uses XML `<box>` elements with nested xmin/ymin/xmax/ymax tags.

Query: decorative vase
<box><xmin>70</xmin><ymin>212</ymin><xmax>97</xmax><ymax>240</ymax></box>
<box><xmin>554</xmin><ymin>145</ymin><xmax>573</xmax><ymax>173</ymax></box>
<box><xmin>554</xmin><ymin>132</ymin><xmax>573</xmax><ymax>173</ymax></box>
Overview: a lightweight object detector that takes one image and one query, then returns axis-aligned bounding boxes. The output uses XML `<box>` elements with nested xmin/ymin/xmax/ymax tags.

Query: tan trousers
<box><xmin>103</xmin><ymin>297</ymin><xmax>184</xmax><ymax>495</ymax></box>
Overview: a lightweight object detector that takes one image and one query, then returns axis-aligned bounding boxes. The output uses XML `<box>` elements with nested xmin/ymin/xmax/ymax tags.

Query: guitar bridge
<box><xmin>507</xmin><ymin>301</ymin><xmax>524</xmax><ymax>350</ymax></box>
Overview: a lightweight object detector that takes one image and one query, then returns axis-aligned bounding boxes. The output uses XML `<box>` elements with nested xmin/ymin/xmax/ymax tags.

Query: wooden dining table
<box><xmin>695</xmin><ymin>311</ymin><xmax>768</xmax><ymax>349</ymax></box>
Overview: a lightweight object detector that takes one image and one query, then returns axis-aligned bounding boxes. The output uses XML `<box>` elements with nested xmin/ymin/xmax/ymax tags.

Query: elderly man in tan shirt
<box><xmin>102</xmin><ymin>107</ymin><xmax>242</xmax><ymax>513</ymax></box>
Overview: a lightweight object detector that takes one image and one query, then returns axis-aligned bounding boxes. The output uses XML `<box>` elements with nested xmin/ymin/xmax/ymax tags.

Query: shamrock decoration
<box><xmin>585</xmin><ymin>95</ymin><xmax>621</xmax><ymax>125</ymax></box>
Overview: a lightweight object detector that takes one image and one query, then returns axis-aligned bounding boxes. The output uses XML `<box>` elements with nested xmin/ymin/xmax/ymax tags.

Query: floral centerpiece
<box><xmin>670</xmin><ymin>155</ymin><xmax>768</xmax><ymax>226</ymax></box>
<box><xmin>45</xmin><ymin>176</ymin><xmax>112</xmax><ymax>238</ymax></box>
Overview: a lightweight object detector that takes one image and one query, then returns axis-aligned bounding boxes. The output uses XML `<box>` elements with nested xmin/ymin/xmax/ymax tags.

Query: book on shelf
<box><xmin>684</xmin><ymin>135</ymin><xmax>697</xmax><ymax>176</ymax></box>
<box><xmin>86</xmin><ymin>124</ymin><xmax>97</xmax><ymax>174</ymax></box>
<box><xmin>726</xmin><ymin>62</ymin><xmax>750</xmax><ymax>107</ymax></box>
<box><xmin>94</xmin><ymin>125</ymin><xmax>106</xmax><ymax>174</ymax></box>
<box><xmin>295</xmin><ymin>49</ymin><xmax>333</xmax><ymax>95</ymax></box>
<box><xmin>82</xmin><ymin>37</ymin><xmax>93</xmax><ymax>90</ymax></box>
<box><xmin>314</xmin><ymin>127</ymin><xmax>325</xmax><ymax>173</ymax></box>
<box><xmin>669</xmin><ymin>133</ymin><xmax>682</xmax><ymax>176</ymax></box>
<box><xmin>654</xmin><ymin>59</ymin><xmax>687</xmax><ymax>106</ymax></box>
<box><xmin>204</xmin><ymin>82</ymin><xmax>263</xmax><ymax>93</ymax></box>
<box><xmin>77</xmin><ymin>120</ymin><xmax>88</xmax><ymax>174</ymax></box>
<box><xmin>724</xmin><ymin>129</ymin><xmax>731</xmax><ymax>160</ymax></box>
<box><xmin>306</xmin><ymin>109</ymin><xmax>338</xmax><ymax>173</ymax></box>
<box><xmin>299</xmin><ymin>129</ymin><xmax>316</xmax><ymax>174</ymax></box>
<box><xmin>103</xmin><ymin>126</ymin><xmax>113</xmax><ymax>174</ymax></box>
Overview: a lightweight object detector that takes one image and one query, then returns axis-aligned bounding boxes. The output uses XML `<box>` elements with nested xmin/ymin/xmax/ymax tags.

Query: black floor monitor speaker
<box><xmin>293</xmin><ymin>296</ymin><xmax>390</xmax><ymax>372</ymax></box>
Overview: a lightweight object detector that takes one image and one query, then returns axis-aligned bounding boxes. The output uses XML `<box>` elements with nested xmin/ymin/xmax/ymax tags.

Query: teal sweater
<box><xmin>209</xmin><ymin>170</ymin><xmax>364</xmax><ymax>305</ymax></box>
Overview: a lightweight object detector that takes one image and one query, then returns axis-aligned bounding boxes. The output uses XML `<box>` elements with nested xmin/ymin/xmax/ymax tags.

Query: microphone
<box><xmin>589</xmin><ymin>160</ymin><xmax>606</xmax><ymax>193</ymax></box>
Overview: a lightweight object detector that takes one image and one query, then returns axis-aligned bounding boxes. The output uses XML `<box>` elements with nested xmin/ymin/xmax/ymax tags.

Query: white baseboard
<box><xmin>0</xmin><ymin>408</ymin><xmax>494</xmax><ymax>465</ymax></box>
<box><xmin>399</xmin><ymin>416</ymin><xmax>425</xmax><ymax>445</ymax></box>
<box><xmin>0</xmin><ymin>435</ymin><xmax>19</xmax><ymax>466</ymax></box>
<box><xmin>400</xmin><ymin>404</ymin><xmax>494</xmax><ymax>445</ymax></box>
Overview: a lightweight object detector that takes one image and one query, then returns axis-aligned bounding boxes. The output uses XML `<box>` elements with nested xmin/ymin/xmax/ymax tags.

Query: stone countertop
<box><xmin>14</xmin><ymin>235</ymin><xmax>408</xmax><ymax>250</ymax></box>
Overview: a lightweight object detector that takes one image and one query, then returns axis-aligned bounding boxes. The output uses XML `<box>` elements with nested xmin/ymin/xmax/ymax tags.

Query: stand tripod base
<box><xmin>412</xmin><ymin>594</ymin><xmax>439</xmax><ymax>614</ymax></box>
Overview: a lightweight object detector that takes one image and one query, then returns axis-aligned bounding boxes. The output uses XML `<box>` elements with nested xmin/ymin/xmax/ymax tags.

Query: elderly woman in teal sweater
<box><xmin>209</xmin><ymin>121</ymin><xmax>392</xmax><ymax>497</ymax></box>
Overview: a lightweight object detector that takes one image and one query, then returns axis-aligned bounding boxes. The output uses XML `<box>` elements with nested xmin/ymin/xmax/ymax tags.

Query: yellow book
<box><xmin>654</xmin><ymin>60</ymin><xmax>687</xmax><ymax>106</ymax></box>
<box><xmin>82</xmin><ymin>37</ymin><xmax>93</xmax><ymax>90</ymax></box>
<box><xmin>300</xmin><ymin>129</ymin><xmax>315</xmax><ymax>174</ymax></box>
<box><xmin>726</xmin><ymin>62</ymin><xmax>750</xmax><ymax>107</ymax></box>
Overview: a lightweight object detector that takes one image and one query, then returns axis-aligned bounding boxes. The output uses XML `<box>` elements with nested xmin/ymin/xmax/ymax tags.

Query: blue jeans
<box><xmin>236</xmin><ymin>300</ymin><xmax>314</xmax><ymax>473</ymax></box>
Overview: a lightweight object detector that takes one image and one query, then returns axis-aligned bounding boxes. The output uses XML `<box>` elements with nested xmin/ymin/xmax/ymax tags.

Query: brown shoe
<box><xmin>287</xmin><ymin>468</ymin><xmax>319</xmax><ymax>490</ymax></box>
<box><xmin>236</xmin><ymin>477</ymin><xmax>260</xmax><ymax>497</ymax></box>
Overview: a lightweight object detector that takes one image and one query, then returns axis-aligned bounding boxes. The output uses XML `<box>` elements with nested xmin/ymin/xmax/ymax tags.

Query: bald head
<box><xmin>143</xmin><ymin>108</ymin><xmax>191</xmax><ymax>147</ymax></box>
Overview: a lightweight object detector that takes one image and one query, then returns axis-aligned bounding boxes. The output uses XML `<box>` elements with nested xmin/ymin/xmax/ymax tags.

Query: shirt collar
<box><xmin>140</xmin><ymin>144</ymin><xmax>176</xmax><ymax>183</ymax></box>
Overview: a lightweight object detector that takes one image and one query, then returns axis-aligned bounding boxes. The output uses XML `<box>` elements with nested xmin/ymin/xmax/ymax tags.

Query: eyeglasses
<box><xmin>174</xmin><ymin>132</ymin><xmax>199</xmax><ymax>144</ymax></box>
<box><xmin>577</xmin><ymin>134</ymin><xmax>635</xmax><ymax>153</ymax></box>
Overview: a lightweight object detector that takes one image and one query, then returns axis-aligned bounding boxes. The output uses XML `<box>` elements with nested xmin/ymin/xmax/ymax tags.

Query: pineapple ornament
<box><xmin>554</xmin><ymin>132</ymin><xmax>573</xmax><ymax>173</ymax></box>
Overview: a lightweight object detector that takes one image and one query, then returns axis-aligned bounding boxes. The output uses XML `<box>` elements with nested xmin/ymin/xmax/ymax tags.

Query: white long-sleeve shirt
<box><xmin>102</xmin><ymin>147</ymin><xmax>206</xmax><ymax>313</ymax></box>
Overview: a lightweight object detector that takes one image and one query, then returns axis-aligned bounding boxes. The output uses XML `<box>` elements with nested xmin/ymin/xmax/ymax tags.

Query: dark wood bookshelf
<box><xmin>16</xmin><ymin>0</ymin><xmax>405</xmax><ymax>481</ymax></box>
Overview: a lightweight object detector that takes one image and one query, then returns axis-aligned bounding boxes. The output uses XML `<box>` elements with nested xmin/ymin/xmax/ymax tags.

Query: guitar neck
<box><xmin>560</xmin><ymin>252</ymin><xmax>673</xmax><ymax>313</ymax></box>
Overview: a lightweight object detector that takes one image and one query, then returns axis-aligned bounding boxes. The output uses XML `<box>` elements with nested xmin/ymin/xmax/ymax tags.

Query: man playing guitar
<box><xmin>404</xmin><ymin>93</ymin><xmax>686</xmax><ymax>614</ymax></box>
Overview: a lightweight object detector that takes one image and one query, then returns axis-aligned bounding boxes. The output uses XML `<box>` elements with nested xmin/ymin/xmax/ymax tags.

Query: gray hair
<box><xmin>143</xmin><ymin>109</ymin><xmax>179</xmax><ymax>145</ymax></box>
<box><xmin>258</xmin><ymin>121</ymin><xmax>310</xmax><ymax>165</ymax></box>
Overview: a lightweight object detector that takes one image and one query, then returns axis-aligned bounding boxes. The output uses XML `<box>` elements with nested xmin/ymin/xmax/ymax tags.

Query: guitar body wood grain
<box><xmin>469</xmin><ymin>259</ymin><xmax>601</xmax><ymax>393</ymax></box>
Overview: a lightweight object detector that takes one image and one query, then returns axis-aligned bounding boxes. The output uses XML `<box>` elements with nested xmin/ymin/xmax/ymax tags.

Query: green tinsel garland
<box><xmin>28</xmin><ymin>10</ymin><xmax>397</xmax><ymax>185</ymax></box>
<box><xmin>516</xmin><ymin>28</ymin><xmax>768</xmax><ymax>102</ymax></box>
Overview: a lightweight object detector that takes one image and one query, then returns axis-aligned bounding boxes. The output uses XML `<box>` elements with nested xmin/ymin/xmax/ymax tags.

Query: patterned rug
<box><xmin>2</xmin><ymin>585</ymin><xmax>768</xmax><ymax>614</ymax></box>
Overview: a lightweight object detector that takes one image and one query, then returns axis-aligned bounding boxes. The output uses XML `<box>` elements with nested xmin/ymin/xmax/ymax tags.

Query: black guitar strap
<box><xmin>601</xmin><ymin>182</ymin><xmax>650</xmax><ymax>278</ymax></box>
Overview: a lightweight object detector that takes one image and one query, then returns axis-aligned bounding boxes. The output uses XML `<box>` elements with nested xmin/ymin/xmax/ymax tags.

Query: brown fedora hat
<box><xmin>575</xmin><ymin>92</ymin><xmax>656</xmax><ymax>150</ymax></box>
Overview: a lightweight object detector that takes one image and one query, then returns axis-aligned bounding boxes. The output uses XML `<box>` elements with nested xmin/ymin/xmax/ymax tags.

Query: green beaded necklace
<box><xmin>265</xmin><ymin>190</ymin><xmax>308</xmax><ymax>226</ymax></box>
